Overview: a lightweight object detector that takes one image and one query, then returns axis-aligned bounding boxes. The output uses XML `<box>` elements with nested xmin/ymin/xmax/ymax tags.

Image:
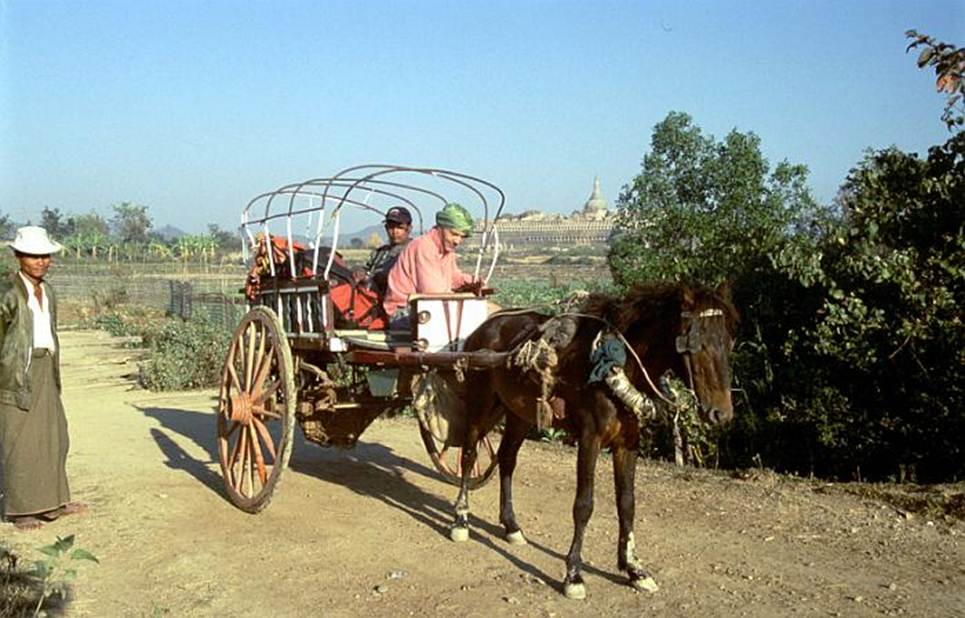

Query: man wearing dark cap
<box><xmin>353</xmin><ymin>206</ymin><xmax>413</xmax><ymax>295</ymax></box>
<box><xmin>383</xmin><ymin>202</ymin><xmax>479</xmax><ymax>326</ymax></box>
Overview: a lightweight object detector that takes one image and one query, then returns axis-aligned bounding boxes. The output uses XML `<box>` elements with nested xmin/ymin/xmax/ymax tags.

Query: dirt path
<box><xmin>3</xmin><ymin>331</ymin><xmax>963</xmax><ymax>617</ymax></box>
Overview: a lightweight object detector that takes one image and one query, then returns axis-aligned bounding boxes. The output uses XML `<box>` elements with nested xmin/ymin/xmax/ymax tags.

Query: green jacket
<box><xmin>0</xmin><ymin>272</ymin><xmax>62</xmax><ymax>410</ymax></box>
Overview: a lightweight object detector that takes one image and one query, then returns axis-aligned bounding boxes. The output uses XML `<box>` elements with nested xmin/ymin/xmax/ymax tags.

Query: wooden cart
<box><xmin>217</xmin><ymin>165</ymin><xmax>509</xmax><ymax>512</ymax></box>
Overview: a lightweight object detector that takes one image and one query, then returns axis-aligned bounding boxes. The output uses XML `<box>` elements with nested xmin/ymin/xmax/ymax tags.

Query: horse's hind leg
<box><xmin>562</xmin><ymin>432</ymin><xmax>601</xmax><ymax>600</ymax></box>
<box><xmin>613</xmin><ymin>445</ymin><xmax>659</xmax><ymax>593</ymax></box>
<box><xmin>450</xmin><ymin>420</ymin><xmax>481</xmax><ymax>542</ymax></box>
<box><xmin>497</xmin><ymin>410</ymin><xmax>531</xmax><ymax>545</ymax></box>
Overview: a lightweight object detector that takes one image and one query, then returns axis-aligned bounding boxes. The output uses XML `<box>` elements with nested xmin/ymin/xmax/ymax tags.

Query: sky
<box><xmin>1</xmin><ymin>0</ymin><xmax>962</xmax><ymax>235</ymax></box>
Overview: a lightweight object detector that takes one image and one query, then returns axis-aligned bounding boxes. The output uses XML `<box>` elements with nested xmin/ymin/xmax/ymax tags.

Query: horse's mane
<box><xmin>581</xmin><ymin>282</ymin><xmax>739</xmax><ymax>334</ymax></box>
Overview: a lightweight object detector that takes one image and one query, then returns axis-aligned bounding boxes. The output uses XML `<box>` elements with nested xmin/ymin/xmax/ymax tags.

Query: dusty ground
<box><xmin>2</xmin><ymin>330</ymin><xmax>963</xmax><ymax>617</ymax></box>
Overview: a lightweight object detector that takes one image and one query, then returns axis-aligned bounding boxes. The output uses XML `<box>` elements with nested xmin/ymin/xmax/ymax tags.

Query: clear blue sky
<box><xmin>1</xmin><ymin>0</ymin><xmax>962</xmax><ymax>234</ymax></box>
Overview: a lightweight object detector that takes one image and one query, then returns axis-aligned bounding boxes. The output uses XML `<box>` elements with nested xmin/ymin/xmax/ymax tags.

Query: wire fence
<box><xmin>47</xmin><ymin>261</ymin><xmax>249</xmax><ymax>329</ymax></box>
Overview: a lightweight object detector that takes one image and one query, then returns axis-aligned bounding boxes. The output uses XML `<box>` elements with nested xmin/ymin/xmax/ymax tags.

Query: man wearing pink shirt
<box><xmin>384</xmin><ymin>203</ymin><xmax>478</xmax><ymax>328</ymax></box>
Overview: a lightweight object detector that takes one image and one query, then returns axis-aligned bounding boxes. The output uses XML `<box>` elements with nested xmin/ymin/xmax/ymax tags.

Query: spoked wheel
<box><xmin>419</xmin><ymin>422</ymin><xmax>498</xmax><ymax>490</ymax></box>
<box><xmin>217</xmin><ymin>306</ymin><xmax>296</xmax><ymax>513</ymax></box>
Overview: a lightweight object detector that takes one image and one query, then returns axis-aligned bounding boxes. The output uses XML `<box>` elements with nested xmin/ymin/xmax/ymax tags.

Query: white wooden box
<box><xmin>410</xmin><ymin>294</ymin><xmax>489</xmax><ymax>352</ymax></box>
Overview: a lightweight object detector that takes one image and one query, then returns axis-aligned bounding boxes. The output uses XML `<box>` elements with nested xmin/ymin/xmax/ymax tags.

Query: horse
<box><xmin>449</xmin><ymin>282</ymin><xmax>738</xmax><ymax>599</ymax></box>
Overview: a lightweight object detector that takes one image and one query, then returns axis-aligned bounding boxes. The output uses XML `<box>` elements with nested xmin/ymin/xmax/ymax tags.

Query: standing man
<box><xmin>353</xmin><ymin>206</ymin><xmax>413</xmax><ymax>295</ymax></box>
<box><xmin>1</xmin><ymin>226</ymin><xmax>85</xmax><ymax>530</ymax></box>
<box><xmin>383</xmin><ymin>202</ymin><xmax>479</xmax><ymax>327</ymax></box>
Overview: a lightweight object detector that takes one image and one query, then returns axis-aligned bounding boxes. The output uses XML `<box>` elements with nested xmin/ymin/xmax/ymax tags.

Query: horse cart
<box><xmin>216</xmin><ymin>165</ymin><xmax>510</xmax><ymax>512</ymax></box>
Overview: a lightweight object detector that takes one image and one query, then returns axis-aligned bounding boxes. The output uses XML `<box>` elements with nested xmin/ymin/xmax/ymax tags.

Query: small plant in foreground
<box><xmin>30</xmin><ymin>535</ymin><xmax>99</xmax><ymax>617</ymax></box>
<box><xmin>0</xmin><ymin>536</ymin><xmax>98</xmax><ymax>617</ymax></box>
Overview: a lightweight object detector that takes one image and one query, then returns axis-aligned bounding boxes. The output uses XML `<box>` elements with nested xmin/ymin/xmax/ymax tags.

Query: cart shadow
<box><xmin>137</xmin><ymin>405</ymin><xmax>225</xmax><ymax>497</ymax></box>
<box><xmin>135</xmin><ymin>405</ymin><xmax>620</xmax><ymax>590</ymax></box>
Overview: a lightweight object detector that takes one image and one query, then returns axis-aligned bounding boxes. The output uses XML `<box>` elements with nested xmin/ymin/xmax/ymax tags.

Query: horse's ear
<box><xmin>715</xmin><ymin>280</ymin><xmax>733</xmax><ymax>302</ymax></box>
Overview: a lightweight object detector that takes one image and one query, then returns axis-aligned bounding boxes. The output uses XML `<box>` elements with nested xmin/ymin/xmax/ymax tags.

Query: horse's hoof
<box><xmin>631</xmin><ymin>576</ymin><xmax>659</xmax><ymax>593</ymax></box>
<box><xmin>563</xmin><ymin>582</ymin><xmax>586</xmax><ymax>600</ymax></box>
<box><xmin>449</xmin><ymin>526</ymin><xmax>469</xmax><ymax>542</ymax></box>
<box><xmin>506</xmin><ymin>530</ymin><xmax>527</xmax><ymax>545</ymax></box>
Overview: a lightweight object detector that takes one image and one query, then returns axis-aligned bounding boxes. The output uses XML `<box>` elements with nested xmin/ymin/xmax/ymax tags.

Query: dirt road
<box><xmin>3</xmin><ymin>331</ymin><xmax>963</xmax><ymax>617</ymax></box>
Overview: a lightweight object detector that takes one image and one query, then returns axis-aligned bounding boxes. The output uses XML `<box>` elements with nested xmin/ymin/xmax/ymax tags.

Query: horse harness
<box><xmin>507</xmin><ymin>307</ymin><xmax>726</xmax><ymax>429</ymax></box>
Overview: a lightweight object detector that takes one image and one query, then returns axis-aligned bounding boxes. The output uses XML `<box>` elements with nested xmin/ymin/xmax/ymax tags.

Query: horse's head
<box><xmin>674</xmin><ymin>282</ymin><xmax>738</xmax><ymax>426</ymax></box>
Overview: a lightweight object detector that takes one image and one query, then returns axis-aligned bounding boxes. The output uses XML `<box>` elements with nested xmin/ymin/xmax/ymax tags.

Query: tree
<box><xmin>0</xmin><ymin>212</ymin><xmax>13</xmax><ymax>276</ymax></box>
<box><xmin>111</xmin><ymin>202</ymin><xmax>152</xmax><ymax>243</ymax></box>
<box><xmin>0</xmin><ymin>211</ymin><xmax>13</xmax><ymax>240</ymax></box>
<box><xmin>41</xmin><ymin>207</ymin><xmax>74</xmax><ymax>239</ymax></box>
<box><xmin>610</xmin><ymin>111</ymin><xmax>824</xmax><ymax>286</ymax></box>
<box><xmin>907</xmin><ymin>30</ymin><xmax>965</xmax><ymax>129</ymax></box>
<box><xmin>71</xmin><ymin>211</ymin><xmax>110</xmax><ymax>237</ymax></box>
<box><xmin>786</xmin><ymin>131</ymin><xmax>965</xmax><ymax>481</ymax></box>
<box><xmin>610</xmin><ymin>112</ymin><xmax>831</xmax><ymax>469</ymax></box>
<box><xmin>207</xmin><ymin>224</ymin><xmax>238</xmax><ymax>253</ymax></box>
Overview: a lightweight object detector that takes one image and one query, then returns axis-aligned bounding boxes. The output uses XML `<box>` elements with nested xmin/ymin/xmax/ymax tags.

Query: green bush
<box><xmin>610</xmin><ymin>105</ymin><xmax>964</xmax><ymax>481</ymax></box>
<box><xmin>91</xmin><ymin>312</ymin><xmax>138</xmax><ymax>337</ymax></box>
<box><xmin>138</xmin><ymin>317</ymin><xmax>231</xmax><ymax>391</ymax></box>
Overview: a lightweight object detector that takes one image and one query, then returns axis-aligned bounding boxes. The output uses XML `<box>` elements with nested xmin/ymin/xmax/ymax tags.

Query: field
<box><xmin>35</xmin><ymin>257</ymin><xmax>612</xmax><ymax>323</ymax></box>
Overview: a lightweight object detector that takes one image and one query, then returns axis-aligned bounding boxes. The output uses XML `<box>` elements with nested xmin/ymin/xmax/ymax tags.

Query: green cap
<box><xmin>435</xmin><ymin>202</ymin><xmax>474</xmax><ymax>236</ymax></box>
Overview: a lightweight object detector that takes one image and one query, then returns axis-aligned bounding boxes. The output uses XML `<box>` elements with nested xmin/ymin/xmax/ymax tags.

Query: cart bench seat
<box><xmin>332</xmin><ymin>329</ymin><xmax>411</xmax><ymax>351</ymax></box>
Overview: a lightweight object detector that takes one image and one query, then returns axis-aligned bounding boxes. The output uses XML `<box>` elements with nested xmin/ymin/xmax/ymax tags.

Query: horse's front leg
<box><xmin>562</xmin><ymin>431</ymin><xmax>601</xmax><ymax>600</ymax></box>
<box><xmin>451</xmin><ymin>388</ymin><xmax>502</xmax><ymax>542</ymax></box>
<box><xmin>497</xmin><ymin>410</ymin><xmax>531</xmax><ymax>545</ymax></box>
<box><xmin>613</xmin><ymin>445</ymin><xmax>659</xmax><ymax>592</ymax></box>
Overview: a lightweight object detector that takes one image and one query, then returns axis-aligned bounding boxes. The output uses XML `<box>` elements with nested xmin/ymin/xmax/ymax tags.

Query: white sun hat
<box><xmin>8</xmin><ymin>226</ymin><xmax>63</xmax><ymax>255</ymax></box>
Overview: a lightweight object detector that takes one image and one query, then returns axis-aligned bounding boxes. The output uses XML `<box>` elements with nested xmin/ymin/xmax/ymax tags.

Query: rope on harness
<box><xmin>589</xmin><ymin>331</ymin><xmax>657</xmax><ymax>425</ymax></box>
<box><xmin>604</xmin><ymin>366</ymin><xmax>657</xmax><ymax>423</ymax></box>
<box><xmin>506</xmin><ymin>338</ymin><xmax>558</xmax><ymax>429</ymax></box>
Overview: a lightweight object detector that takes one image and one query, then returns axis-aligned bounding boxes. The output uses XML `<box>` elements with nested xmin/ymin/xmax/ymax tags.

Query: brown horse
<box><xmin>450</xmin><ymin>282</ymin><xmax>738</xmax><ymax>599</ymax></box>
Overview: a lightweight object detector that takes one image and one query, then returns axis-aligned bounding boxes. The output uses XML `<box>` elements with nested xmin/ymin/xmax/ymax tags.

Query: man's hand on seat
<box><xmin>455</xmin><ymin>280</ymin><xmax>493</xmax><ymax>296</ymax></box>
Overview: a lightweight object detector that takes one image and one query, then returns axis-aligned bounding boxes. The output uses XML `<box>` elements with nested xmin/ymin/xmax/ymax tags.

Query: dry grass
<box><xmin>836</xmin><ymin>481</ymin><xmax>965</xmax><ymax>521</ymax></box>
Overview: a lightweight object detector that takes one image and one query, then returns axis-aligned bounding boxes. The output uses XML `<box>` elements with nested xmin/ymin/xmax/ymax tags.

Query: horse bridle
<box><xmin>673</xmin><ymin>308</ymin><xmax>726</xmax><ymax>404</ymax></box>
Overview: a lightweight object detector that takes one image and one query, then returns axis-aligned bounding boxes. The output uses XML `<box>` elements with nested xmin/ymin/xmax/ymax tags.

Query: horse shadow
<box><xmin>135</xmin><ymin>404</ymin><xmax>621</xmax><ymax>589</ymax></box>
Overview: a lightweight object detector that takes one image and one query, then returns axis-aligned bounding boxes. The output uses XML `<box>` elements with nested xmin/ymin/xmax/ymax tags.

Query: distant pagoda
<box><xmin>578</xmin><ymin>176</ymin><xmax>610</xmax><ymax>221</ymax></box>
<box><xmin>484</xmin><ymin>177</ymin><xmax>614</xmax><ymax>248</ymax></box>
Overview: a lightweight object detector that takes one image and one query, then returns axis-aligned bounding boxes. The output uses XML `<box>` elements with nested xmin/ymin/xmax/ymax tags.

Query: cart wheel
<box><xmin>217</xmin><ymin>306</ymin><xmax>296</xmax><ymax>513</ymax></box>
<box><xmin>419</xmin><ymin>421</ymin><xmax>498</xmax><ymax>490</ymax></box>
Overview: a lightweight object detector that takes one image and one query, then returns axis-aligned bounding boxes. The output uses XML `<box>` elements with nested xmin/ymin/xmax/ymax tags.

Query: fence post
<box><xmin>181</xmin><ymin>282</ymin><xmax>193</xmax><ymax>320</ymax></box>
<box><xmin>167</xmin><ymin>280</ymin><xmax>180</xmax><ymax>317</ymax></box>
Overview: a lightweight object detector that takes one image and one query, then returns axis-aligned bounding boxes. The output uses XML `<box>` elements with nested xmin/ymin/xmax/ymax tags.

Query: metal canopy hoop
<box><xmin>239</xmin><ymin>164</ymin><xmax>506</xmax><ymax>284</ymax></box>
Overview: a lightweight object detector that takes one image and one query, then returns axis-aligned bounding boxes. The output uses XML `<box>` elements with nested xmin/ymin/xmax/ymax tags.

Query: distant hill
<box><xmin>342</xmin><ymin>224</ymin><xmax>386</xmax><ymax>245</ymax></box>
<box><xmin>154</xmin><ymin>225</ymin><xmax>186</xmax><ymax>241</ymax></box>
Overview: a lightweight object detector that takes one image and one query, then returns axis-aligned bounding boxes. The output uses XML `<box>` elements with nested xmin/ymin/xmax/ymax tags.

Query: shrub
<box><xmin>608</xmin><ymin>105</ymin><xmax>965</xmax><ymax>481</ymax></box>
<box><xmin>138</xmin><ymin>317</ymin><xmax>231</xmax><ymax>391</ymax></box>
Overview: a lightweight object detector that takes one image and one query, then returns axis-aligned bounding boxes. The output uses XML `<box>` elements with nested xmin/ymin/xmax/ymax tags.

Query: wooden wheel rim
<box><xmin>419</xmin><ymin>423</ymin><xmax>498</xmax><ymax>490</ymax></box>
<box><xmin>217</xmin><ymin>306</ymin><xmax>295</xmax><ymax>512</ymax></box>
